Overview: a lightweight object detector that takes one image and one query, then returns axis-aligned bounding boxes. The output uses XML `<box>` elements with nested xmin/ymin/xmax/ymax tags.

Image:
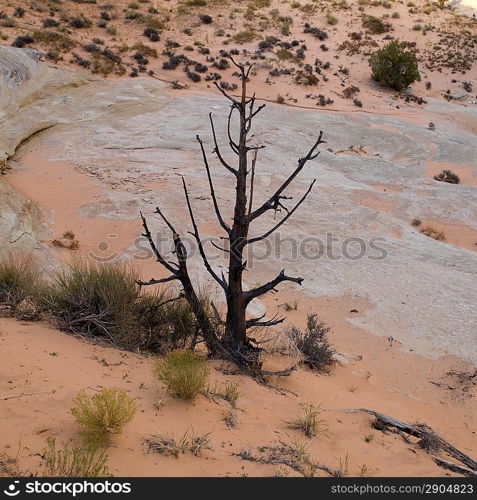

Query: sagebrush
<box><xmin>155</xmin><ymin>351</ymin><xmax>209</xmax><ymax>400</ymax></box>
<box><xmin>71</xmin><ymin>388</ymin><xmax>136</xmax><ymax>446</ymax></box>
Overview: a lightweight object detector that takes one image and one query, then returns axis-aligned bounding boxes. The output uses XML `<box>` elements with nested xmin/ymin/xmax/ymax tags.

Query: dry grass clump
<box><xmin>210</xmin><ymin>380</ymin><xmax>242</xmax><ymax>408</ymax></box>
<box><xmin>0</xmin><ymin>453</ymin><xmax>18</xmax><ymax>477</ymax></box>
<box><xmin>144</xmin><ymin>429</ymin><xmax>211</xmax><ymax>458</ymax></box>
<box><xmin>43</xmin><ymin>437</ymin><xmax>111</xmax><ymax>477</ymax></box>
<box><xmin>71</xmin><ymin>388</ymin><xmax>136</xmax><ymax>446</ymax></box>
<box><xmin>0</xmin><ymin>253</ymin><xmax>40</xmax><ymax>308</ymax></box>
<box><xmin>433</xmin><ymin>169</ymin><xmax>460</xmax><ymax>184</ymax></box>
<box><xmin>154</xmin><ymin>351</ymin><xmax>209</xmax><ymax>400</ymax></box>
<box><xmin>284</xmin><ymin>314</ymin><xmax>336</xmax><ymax>372</ymax></box>
<box><xmin>420</xmin><ymin>225</ymin><xmax>446</xmax><ymax>242</ymax></box>
<box><xmin>285</xmin><ymin>404</ymin><xmax>328</xmax><ymax>438</ymax></box>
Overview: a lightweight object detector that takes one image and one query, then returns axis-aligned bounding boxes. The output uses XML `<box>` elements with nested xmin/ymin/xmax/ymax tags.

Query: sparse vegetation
<box><xmin>434</xmin><ymin>170</ymin><xmax>460</xmax><ymax>184</ymax></box>
<box><xmin>0</xmin><ymin>253</ymin><xmax>39</xmax><ymax>308</ymax></box>
<box><xmin>43</xmin><ymin>437</ymin><xmax>111</xmax><ymax>477</ymax></box>
<box><xmin>144</xmin><ymin>429</ymin><xmax>211</xmax><ymax>458</ymax></box>
<box><xmin>420</xmin><ymin>225</ymin><xmax>446</xmax><ymax>242</ymax></box>
<box><xmin>71</xmin><ymin>388</ymin><xmax>136</xmax><ymax>446</ymax></box>
<box><xmin>285</xmin><ymin>314</ymin><xmax>336</xmax><ymax>372</ymax></box>
<box><xmin>286</xmin><ymin>404</ymin><xmax>327</xmax><ymax>438</ymax></box>
<box><xmin>154</xmin><ymin>351</ymin><xmax>209</xmax><ymax>400</ymax></box>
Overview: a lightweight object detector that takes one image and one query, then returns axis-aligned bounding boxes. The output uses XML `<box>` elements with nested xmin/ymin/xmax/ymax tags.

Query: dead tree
<box><xmin>140</xmin><ymin>58</ymin><xmax>325</xmax><ymax>370</ymax></box>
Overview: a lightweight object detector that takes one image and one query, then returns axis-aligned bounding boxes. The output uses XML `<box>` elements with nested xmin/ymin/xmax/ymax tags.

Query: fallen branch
<box><xmin>431</xmin><ymin>456</ymin><xmax>477</xmax><ymax>478</ymax></box>
<box><xmin>319</xmin><ymin>407</ymin><xmax>477</xmax><ymax>475</ymax></box>
<box><xmin>1</xmin><ymin>390</ymin><xmax>54</xmax><ymax>401</ymax></box>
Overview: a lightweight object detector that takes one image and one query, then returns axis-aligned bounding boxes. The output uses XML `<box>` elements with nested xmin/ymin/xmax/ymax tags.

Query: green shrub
<box><xmin>71</xmin><ymin>388</ymin><xmax>136</xmax><ymax>446</ymax></box>
<box><xmin>43</xmin><ymin>437</ymin><xmax>111</xmax><ymax>477</ymax></box>
<box><xmin>155</xmin><ymin>351</ymin><xmax>209</xmax><ymax>400</ymax></box>
<box><xmin>369</xmin><ymin>40</ymin><xmax>419</xmax><ymax>91</ymax></box>
<box><xmin>0</xmin><ymin>253</ymin><xmax>39</xmax><ymax>307</ymax></box>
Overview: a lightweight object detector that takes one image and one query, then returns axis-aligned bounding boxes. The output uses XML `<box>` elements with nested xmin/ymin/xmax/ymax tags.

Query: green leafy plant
<box><xmin>71</xmin><ymin>388</ymin><xmax>136</xmax><ymax>446</ymax></box>
<box><xmin>154</xmin><ymin>351</ymin><xmax>209</xmax><ymax>400</ymax></box>
<box><xmin>369</xmin><ymin>40</ymin><xmax>419</xmax><ymax>91</ymax></box>
<box><xmin>42</xmin><ymin>437</ymin><xmax>111</xmax><ymax>477</ymax></box>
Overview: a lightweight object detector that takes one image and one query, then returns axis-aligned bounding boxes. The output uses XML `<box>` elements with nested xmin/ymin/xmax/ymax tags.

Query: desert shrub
<box><xmin>42</xmin><ymin>18</ymin><xmax>59</xmax><ymax>28</ymax></box>
<box><xmin>32</xmin><ymin>30</ymin><xmax>77</xmax><ymax>52</ymax></box>
<box><xmin>132</xmin><ymin>42</ymin><xmax>158</xmax><ymax>58</ymax></box>
<box><xmin>143</xmin><ymin>27</ymin><xmax>159</xmax><ymax>41</ymax></box>
<box><xmin>13</xmin><ymin>7</ymin><xmax>25</xmax><ymax>18</ymax></box>
<box><xmin>154</xmin><ymin>351</ymin><xmax>209</xmax><ymax>400</ymax></box>
<box><xmin>233</xmin><ymin>29</ymin><xmax>257</xmax><ymax>43</ymax></box>
<box><xmin>131</xmin><ymin>291</ymin><xmax>198</xmax><ymax>352</ymax></box>
<box><xmin>200</xmin><ymin>14</ymin><xmax>212</xmax><ymax>24</ymax></box>
<box><xmin>12</xmin><ymin>35</ymin><xmax>34</xmax><ymax>48</ymax></box>
<box><xmin>36</xmin><ymin>260</ymin><xmax>139</xmax><ymax>340</ymax></box>
<box><xmin>362</xmin><ymin>15</ymin><xmax>392</xmax><ymax>34</ymax></box>
<box><xmin>43</xmin><ymin>437</ymin><xmax>111</xmax><ymax>477</ymax></box>
<box><xmin>304</xmin><ymin>24</ymin><xmax>328</xmax><ymax>40</ymax></box>
<box><xmin>420</xmin><ymin>226</ymin><xmax>445</xmax><ymax>242</ymax></box>
<box><xmin>0</xmin><ymin>253</ymin><xmax>39</xmax><ymax>308</ymax></box>
<box><xmin>286</xmin><ymin>314</ymin><xmax>335</xmax><ymax>372</ymax></box>
<box><xmin>434</xmin><ymin>170</ymin><xmax>460</xmax><ymax>184</ymax></box>
<box><xmin>71</xmin><ymin>388</ymin><xmax>136</xmax><ymax>446</ymax></box>
<box><xmin>369</xmin><ymin>40</ymin><xmax>419</xmax><ymax>91</ymax></box>
<box><xmin>69</xmin><ymin>16</ymin><xmax>92</xmax><ymax>29</ymax></box>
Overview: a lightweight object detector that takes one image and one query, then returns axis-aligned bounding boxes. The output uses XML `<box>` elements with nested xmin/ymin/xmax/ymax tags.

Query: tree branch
<box><xmin>250</xmin><ymin>132</ymin><xmax>324</xmax><ymax>221</ymax></box>
<box><xmin>245</xmin><ymin>269</ymin><xmax>303</xmax><ymax>303</ymax></box>
<box><xmin>140</xmin><ymin>211</ymin><xmax>177</xmax><ymax>275</ymax></box>
<box><xmin>196</xmin><ymin>134</ymin><xmax>231</xmax><ymax>234</ymax></box>
<box><xmin>182</xmin><ymin>177</ymin><xmax>228</xmax><ymax>291</ymax></box>
<box><xmin>247</xmin><ymin>180</ymin><xmax>316</xmax><ymax>245</ymax></box>
<box><xmin>209</xmin><ymin>113</ymin><xmax>238</xmax><ymax>175</ymax></box>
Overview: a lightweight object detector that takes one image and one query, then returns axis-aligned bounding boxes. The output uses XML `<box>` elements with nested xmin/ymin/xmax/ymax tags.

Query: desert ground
<box><xmin>0</xmin><ymin>0</ymin><xmax>476</xmax><ymax>478</ymax></box>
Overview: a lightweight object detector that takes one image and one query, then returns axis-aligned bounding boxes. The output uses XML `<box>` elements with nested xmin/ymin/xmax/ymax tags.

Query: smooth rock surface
<box><xmin>1</xmin><ymin>47</ymin><xmax>476</xmax><ymax>362</ymax></box>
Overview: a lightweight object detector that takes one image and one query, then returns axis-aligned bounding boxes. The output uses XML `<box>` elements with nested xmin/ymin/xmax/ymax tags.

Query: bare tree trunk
<box><xmin>224</xmin><ymin>79</ymin><xmax>249</xmax><ymax>351</ymax></box>
<box><xmin>140</xmin><ymin>57</ymin><xmax>324</xmax><ymax>372</ymax></box>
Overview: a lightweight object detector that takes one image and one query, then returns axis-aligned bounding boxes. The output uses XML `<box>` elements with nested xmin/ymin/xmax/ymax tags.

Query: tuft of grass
<box><xmin>71</xmin><ymin>388</ymin><xmax>136</xmax><ymax>446</ymax></box>
<box><xmin>285</xmin><ymin>404</ymin><xmax>327</xmax><ymax>438</ymax></box>
<box><xmin>222</xmin><ymin>407</ymin><xmax>237</xmax><ymax>428</ymax></box>
<box><xmin>154</xmin><ymin>351</ymin><xmax>209</xmax><ymax>400</ymax></box>
<box><xmin>210</xmin><ymin>381</ymin><xmax>242</xmax><ymax>408</ymax></box>
<box><xmin>0</xmin><ymin>253</ymin><xmax>40</xmax><ymax>308</ymax></box>
<box><xmin>144</xmin><ymin>429</ymin><xmax>211</xmax><ymax>458</ymax></box>
<box><xmin>411</xmin><ymin>218</ymin><xmax>422</xmax><ymax>227</ymax></box>
<box><xmin>63</xmin><ymin>230</ymin><xmax>76</xmax><ymax>240</ymax></box>
<box><xmin>42</xmin><ymin>437</ymin><xmax>111</xmax><ymax>477</ymax></box>
<box><xmin>420</xmin><ymin>226</ymin><xmax>446</xmax><ymax>242</ymax></box>
<box><xmin>364</xmin><ymin>433</ymin><xmax>374</xmax><ymax>443</ymax></box>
